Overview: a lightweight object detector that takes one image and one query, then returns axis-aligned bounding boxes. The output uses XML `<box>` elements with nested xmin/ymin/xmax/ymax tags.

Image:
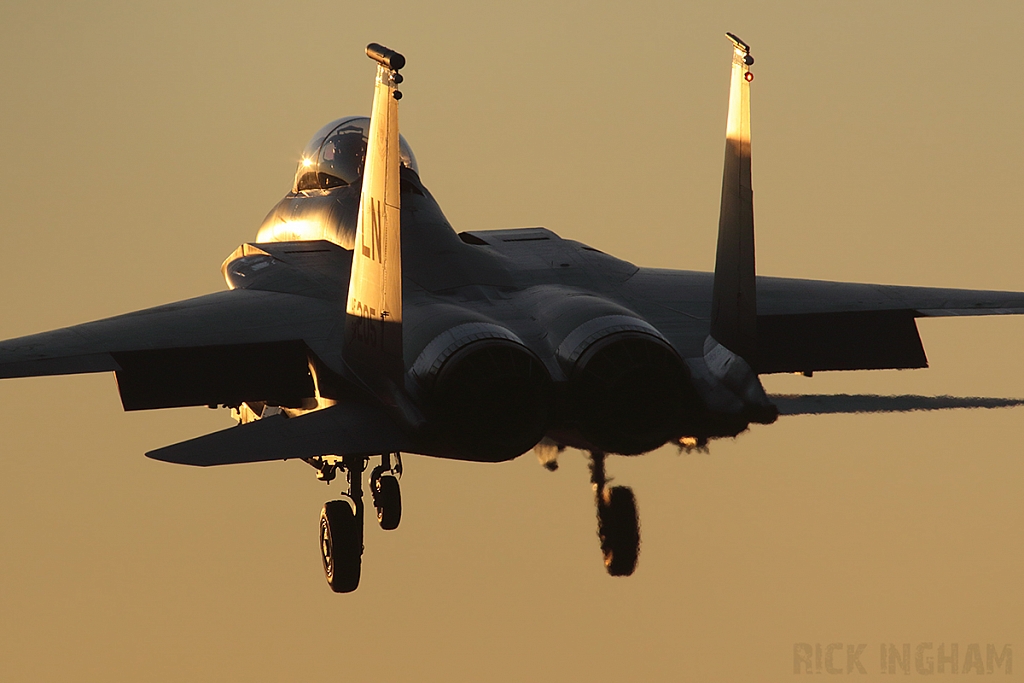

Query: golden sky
<box><xmin>1</xmin><ymin>1</ymin><xmax>1023</xmax><ymax>681</ymax></box>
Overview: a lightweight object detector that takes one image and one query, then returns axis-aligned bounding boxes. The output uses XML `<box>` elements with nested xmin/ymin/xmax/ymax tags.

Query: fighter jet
<box><xmin>2</xmin><ymin>38</ymin><xmax>1022</xmax><ymax>592</ymax></box>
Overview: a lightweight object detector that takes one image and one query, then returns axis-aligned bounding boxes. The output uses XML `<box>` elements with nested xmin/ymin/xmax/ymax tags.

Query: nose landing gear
<box><xmin>313</xmin><ymin>453</ymin><xmax>402</xmax><ymax>593</ymax></box>
<box><xmin>590</xmin><ymin>451</ymin><xmax>640</xmax><ymax>577</ymax></box>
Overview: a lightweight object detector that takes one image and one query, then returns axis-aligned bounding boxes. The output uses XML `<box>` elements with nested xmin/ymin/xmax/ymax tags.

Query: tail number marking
<box><xmin>360</xmin><ymin>197</ymin><xmax>384</xmax><ymax>264</ymax></box>
<box><xmin>350</xmin><ymin>299</ymin><xmax>380</xmax><ymax>348</ymax></box>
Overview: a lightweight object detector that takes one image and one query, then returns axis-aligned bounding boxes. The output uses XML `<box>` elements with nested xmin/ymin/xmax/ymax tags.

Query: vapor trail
<box><xmin>770</xmin><ymin>394</ymin><xmax>1024</xmax><ymax>416</ymax></box>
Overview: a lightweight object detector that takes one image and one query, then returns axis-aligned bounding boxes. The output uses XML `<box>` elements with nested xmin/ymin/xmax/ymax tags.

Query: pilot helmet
<box><xmin>293</xmin><ymin>116</ymin><xmax>418</xmax><ymax>192</ymax></box>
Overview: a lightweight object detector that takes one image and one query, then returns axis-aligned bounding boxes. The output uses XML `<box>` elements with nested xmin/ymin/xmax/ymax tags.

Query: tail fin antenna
<box><xmin>710</xmin><ymin>33</ymin><xmax>757</xmax><ymax>361</ymax></box>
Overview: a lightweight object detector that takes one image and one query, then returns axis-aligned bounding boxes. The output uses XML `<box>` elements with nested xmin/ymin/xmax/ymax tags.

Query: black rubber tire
<box><xmin>598</xmin><ymin>486</ymin><xmax>640</xmax><ymax>576</ymax></box>
<box><xmin>375</xmin><ymin>475</ymin><xmax>402</xmax><ymax>531</ymax></box>
<box><xmin>320</xmin><ymin>500</ymin><xmax>362</xmax><ymax>593</ymax></box>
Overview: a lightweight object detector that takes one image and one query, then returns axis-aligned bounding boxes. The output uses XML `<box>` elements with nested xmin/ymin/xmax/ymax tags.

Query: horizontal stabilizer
<box><xmin>146</xmin><ymin>402</ymin><xmax>416</xmax><ymax>466</ymax></box>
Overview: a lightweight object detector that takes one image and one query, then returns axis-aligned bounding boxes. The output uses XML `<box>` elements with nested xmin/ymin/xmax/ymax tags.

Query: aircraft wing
<box><xmin>758</xmin><ymin>276</ymin><xmax>1024</xmax><ymax>318</ymax></box>
<box><xmin>0</xmin><ymin>288</ymin><xmax>343</xmax><ymax>410</ymax></box>
<box><xmin>635</xmin><ymin>272</ymin><xmax>1024</xmax><ymax>368</ymax></box>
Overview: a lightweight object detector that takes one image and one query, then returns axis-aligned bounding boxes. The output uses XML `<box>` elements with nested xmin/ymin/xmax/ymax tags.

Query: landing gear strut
<box><xmin>590</xmin><ymin>451</ymin><xmax>640</xmax><ymax>576</ymax></box>
<box><xmin>312</xmin><ymin>453</ymin><xmax>403</xmax><ymax>593</ymax></box>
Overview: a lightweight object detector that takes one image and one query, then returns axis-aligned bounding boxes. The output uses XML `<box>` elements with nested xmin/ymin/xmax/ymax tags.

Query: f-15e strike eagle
<box><xmin>2</xmin><ymin>37</ymin><xmax>1022</xmax><ymax>592</ymax></box>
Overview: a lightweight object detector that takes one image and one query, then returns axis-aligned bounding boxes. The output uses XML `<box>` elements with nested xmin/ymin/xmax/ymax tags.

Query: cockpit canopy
<box><xmin>293</xmin><ymin>116</ymin><xmax>418</xmax><ymax>193</ymax></box>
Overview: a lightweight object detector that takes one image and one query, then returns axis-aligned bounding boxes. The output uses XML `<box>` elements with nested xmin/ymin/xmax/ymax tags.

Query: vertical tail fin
<box><xmin>701</xmin><ymin>34</ymin><xmax>776</xmax><ymax>424</ymax></box>
<box><xmin>710</xmin><ymin>33</ymin><xmax>757</xmax><ymax>361</ymax></box>
<box><xmin>343</xmin><ymin>44</ymin><xmax>405</xmax><ymax>389</ymax></box>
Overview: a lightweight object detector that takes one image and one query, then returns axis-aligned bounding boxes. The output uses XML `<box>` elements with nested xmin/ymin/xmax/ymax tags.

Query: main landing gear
<box><xmin>590</xmin><ymin>451</ymin><xmax>640</xmax><ymax>576</ymax></box>
<box><xmin>309</xmin><ymin>452</ymin><xmax>402</xmax><ymax>593</ymax></box>
<box><xmin>371</xmin><ymin>452</ymin><xmax>403</xmax><ymax>531</ymax></box>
